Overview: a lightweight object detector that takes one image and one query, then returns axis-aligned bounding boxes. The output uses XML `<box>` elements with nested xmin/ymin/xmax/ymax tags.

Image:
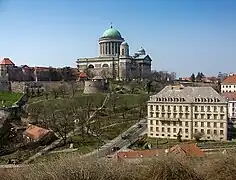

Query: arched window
<box><xmin>102</xmin><ymin>64</ymin><xmax>109</xmax><ymax>68</ymax></box>
<box><xmin>88</xmin><ymin>64</ymin><xmax>94</xmax><ymax>68</ymax></box>
<box><xmin>122</xmin><ymin>48</ymin><xmax>125</xmax><ymax>55</ymax></box>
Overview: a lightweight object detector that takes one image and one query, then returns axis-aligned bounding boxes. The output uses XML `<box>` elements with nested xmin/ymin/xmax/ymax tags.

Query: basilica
<box><xmin>76</xmin><ymin>25</ymin><xmax>152</xmax><ymax>80</ymax></box>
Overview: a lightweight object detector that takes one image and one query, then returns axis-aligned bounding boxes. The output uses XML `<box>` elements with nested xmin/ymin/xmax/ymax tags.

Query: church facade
<box><xmin>76</xmin><ymin>26</ymin><xmax>152</xmax><ymax>80</ymax></box>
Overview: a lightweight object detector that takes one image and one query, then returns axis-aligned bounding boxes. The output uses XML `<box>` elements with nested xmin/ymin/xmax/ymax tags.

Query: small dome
<box><xmin>121</xmin><ymin>42</ymin><xmax>128</xmax><ymax>46</ymax></box>
<box><xmin>137</xmin><ymin>47</ymin><xmax>146</xmax><ymax>55</ymax></box>
<box><xmin>102</xmin><ymin>26</ymin><xmax>122</xmax><ymax>38</ymax></box>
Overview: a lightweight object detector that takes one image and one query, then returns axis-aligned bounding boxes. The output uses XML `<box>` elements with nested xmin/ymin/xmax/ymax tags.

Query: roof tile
<box><xmin>23</xmin><ymin>125</ymin><xmax>51</xmax><ymax>140</ymax></box>
<box><xmin>0</xmin><ymin>58</ymin><xmax>15</xmax><ymax>65</ymax></box>
<box><xmin>222</xmin><ymin>75</ymin><xmax>236</xmax><ymax>84</ymax></box>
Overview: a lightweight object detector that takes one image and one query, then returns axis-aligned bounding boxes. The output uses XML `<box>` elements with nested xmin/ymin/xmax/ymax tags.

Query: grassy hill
<box><xmin>0</xmin><ymin>92</ymin><xmax>23</xmax><ymax>108</ymax></box>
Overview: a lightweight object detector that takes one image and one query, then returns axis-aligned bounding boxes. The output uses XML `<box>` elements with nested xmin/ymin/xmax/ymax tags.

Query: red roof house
<box><xmin>168</xmin><ymin>143</ymin><xmax>205</xmax><ymax>158</ymax></box>
<box><xmin>23</xmin><ymin>124</ymin><xmax>56</xmax><ymax>144</ymax></box>
<box><xmin>222</xmin><ymin>75</ymin><xmax>236</xmax><ymax>85</ymax></box>
<box><xmin>116</xmin><ymin>149</ymin><xmax>164</xmax><ymax>163</ymax></box>
<box><xmin>0</xmin><ymin>58</ymin><xmax>15</xmax><ymax>66</ymax></box>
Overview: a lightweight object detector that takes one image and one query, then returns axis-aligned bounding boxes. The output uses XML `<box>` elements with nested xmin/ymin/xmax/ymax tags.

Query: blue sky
<box><xmin>0</xmin><ymin>0</ymin><xmax>235</xmax><ymax>77</ymax></box>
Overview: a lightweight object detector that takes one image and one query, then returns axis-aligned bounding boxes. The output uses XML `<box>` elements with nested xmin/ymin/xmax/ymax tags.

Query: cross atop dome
<box><xmin>110</xmin><ymin>22</ymin><xmax>113</xmax><ymax>28</ymax></box>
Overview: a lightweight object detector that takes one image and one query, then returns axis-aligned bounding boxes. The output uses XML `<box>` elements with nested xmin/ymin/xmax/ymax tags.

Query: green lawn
<box><xmin>0</xmin><ymin>92</ymin><xmax>23</xmax><ymax>107</ymax></box>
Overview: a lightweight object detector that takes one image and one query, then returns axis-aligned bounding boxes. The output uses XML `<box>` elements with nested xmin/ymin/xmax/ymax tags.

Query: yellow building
<box><xmin>147</xmin><ymin>85</ymin><xmax>228</xmax><ymax>141</ymax></box>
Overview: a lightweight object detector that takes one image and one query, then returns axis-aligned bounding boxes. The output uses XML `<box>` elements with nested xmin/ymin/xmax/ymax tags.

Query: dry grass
<box><xmin>1</xmin><ymin>154</ymin><xmax>236</xmax><ymax>180</ymax></box>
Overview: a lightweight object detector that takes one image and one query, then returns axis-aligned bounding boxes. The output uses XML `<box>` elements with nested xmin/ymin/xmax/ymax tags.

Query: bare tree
<box><xmin>70</xmin><ymin>81</ymin><xmax>77</xmax><ymax>97</ymax></box>
<box><xmin>50</xmin><ymin>87</ymin><xmax>60</xmax><ymax>99</ymax></box>
<box><xmin>193</xmin><ymin>131</ymin><xmax>204</xmax><ymax>142</ymax></box>
<box><xmin>138</xmin><ymin>95</ymin><xmax>147</xmax><ymax>120</ymax></box>
<box><xmin>39</xmin><ymin>102</ymin><xmax>75</xmax><ymax>145</ymax></box>
<box><xmin>120</xmin><ymin>99</ymin><xmax>129</xmax><ymax>119</ymax></box>
<box><xmin>90</xmin><ymin>115</ymin><xmax>104</xmax><ymax>151</ymax></box>
<box><xmin>109</xmin><ymin>93</ymin><xmax>119</xmax><ymax>114</ymax></box>
<box><xmin>58</xmin><ymin>83</ymin><xmax>68</xmax><ymax>98</ymax></box>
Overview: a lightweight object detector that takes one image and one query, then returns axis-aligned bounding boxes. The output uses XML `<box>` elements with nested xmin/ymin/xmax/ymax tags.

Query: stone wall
<box><xmin>84</xmin><ymin>80</ymin><xmax>104</xmax><ymax>94</ymax></box>
<box><xmin>11</xmin><ymin>81</ymin><xmax>84</xmax><ymax>93</ymax></box>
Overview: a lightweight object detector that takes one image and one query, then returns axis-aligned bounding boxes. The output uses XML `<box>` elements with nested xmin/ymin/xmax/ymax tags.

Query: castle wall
<box><xmin>11</xmin><ymin>81</ymin><xmax>84</xmax><ymax>93</ymax></box>
<box><xmin>83</xmin><ymin>80</ymin><xmax>104</xmax><ymax>94</ymax></box>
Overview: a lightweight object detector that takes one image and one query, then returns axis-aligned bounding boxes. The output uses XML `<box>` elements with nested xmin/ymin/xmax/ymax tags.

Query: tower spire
<box><xmin>110</xmin><ymin>22</ymin><xmax>113</xmax><ymax>28</ymax></box>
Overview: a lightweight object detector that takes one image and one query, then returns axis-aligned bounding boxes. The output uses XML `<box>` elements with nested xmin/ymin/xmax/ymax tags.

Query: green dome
<box><xmin>102</xmin><ymin>26</ymin><xmax>122</xmax><ymax>38</ymax></box>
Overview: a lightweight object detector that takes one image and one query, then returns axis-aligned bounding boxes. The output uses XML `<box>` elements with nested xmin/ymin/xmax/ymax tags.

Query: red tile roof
<box><xmin>222</xmin><ymin>75</ymin><xmax>236</xmax><ymax>84</ymax></box>
<box><xmin>0</xmin><ymin>58</ymin><xmax>15</xmax><ymax>65</ymax></box>
<box><xmin>79</xmin><ymin>72</ymin><xmax>87</xmax><ymax>78</ymax></box>
<box><xmin>23</xmin><ymin>125</ymin><xmax>51</xmax><ymax>141</ymax></box>
<box><xmin>222</xmin><ymin>92</ymin><xmax>236</xmax><ymax>101</ymax></box>
<box><xmin>117</xmin><ymin>149</ymin><xmax>161</xmax><ymax>159</ymax></box>
<box><xmin>169</xmin><ymin>143</ymin><xmax>205</xmax><ymax>157</ymax></box>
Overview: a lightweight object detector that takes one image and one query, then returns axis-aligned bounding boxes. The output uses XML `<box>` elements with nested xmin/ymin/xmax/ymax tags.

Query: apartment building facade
<box><xmin>147</xmin><ymin>85</ymin><xmax>228</xmax><ymax>141</ymax></box>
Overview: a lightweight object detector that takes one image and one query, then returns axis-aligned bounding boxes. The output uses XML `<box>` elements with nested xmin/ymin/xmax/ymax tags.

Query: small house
<box><xmin>23</xmin><ymin>124</ymin><xmax>56</xmax><ymax>145</ymax></box>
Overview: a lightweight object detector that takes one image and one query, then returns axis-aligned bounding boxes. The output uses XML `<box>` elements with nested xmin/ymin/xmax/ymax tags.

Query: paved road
<box><xmin>81</xmin><ymin>118</ymin><xmax>147</xmax><ymax>159</ymax></box>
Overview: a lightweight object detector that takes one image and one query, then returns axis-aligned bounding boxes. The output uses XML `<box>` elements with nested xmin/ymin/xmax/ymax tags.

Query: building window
<box><xmin>201</xmin><ymin>114</ymin><xmax>204</xmax><ymax>119</ymax></box>
<box><xmin>185</xmin><ymin>129</ymin><xmax>188</xmax><ymax>133</ymax></box>
<box><xmin>207</xmin><ymin>122</ymin><xmax>210</xmax><ymax>127</ymax></box>
<box><xmin>214</xmin><ymin>130</ymin><xmax>217</xmax><ymax>135</ymax></box>
<box><xmin>185</xmin><ymin>122</ymin><xmax>189</xmax><ymax>127</ymax></box>
<box><xmin>179</xmin><ymin>113</ymin><xmax>183</xmax><ymax>118</ymax></box>
<box><xmin>150</xmin><ymin>112</ymin><xmax>154</xmax><ymax>117</ymax></box>
<box><xmin>179</xmin><ymin>106</ymin><xmax>183</xmax><ymax>112</ymax></box>
<box><xmin>173</xmin><ymin>121</ymin><xmax>176</xmax><ymax>126</ymax></box>
<box><xmin>201</xmin><ymin>106</ymin><xmax>204</xmax><ymax>112</ymax></box>
<box><xmin>150</xmin><ymin>127</ymin><xmax>153</xmax><ymax>132</ymax></box>
<box><xmin>195</xmin><ymin>106</ymin><xmax>198</xmax><ymax>112</ymax></box>
<box><xmin>167</xmin><ymin>128</ymin><xmax>170</xmax><ymax>132</ymax></box>
<box><xmin>162</xmin><ymin>106</ymin><xmax>165</xmax><ymax>111</ymax></box>
<box><xmin>173</xmin><ymin>128</ymin><xmax>176</xmax><ymax>133</ymax></box>
<box><xmin>220</xmin><ymin>107</ymin><xmax>224</xmax><ymax>112</ymax></box>
<box><xmin>214</xmin><ymin>106</ymin><xmax>217</xmax><ymax>112</ymax></box>
<box><xmin>220</xmin><ymin>114</ymin><xmax>224</xmax><ymax>119</ymax></box>
<box><xmin>162</xmin><ymin>127</ymin><xmax>165</xmax><ymax>132</ymax></box>
<box><xmin>195</xmin><ymin>122</ymin><xmax>198</xmax><ymax>127</ymax></box>
<box><xmin>201</xmin><ymin>129</ymin><xmax>204</xmax><ymax>133</ymax></box>
<box><xmin>150</xmin><ymin>105</ymin><xmax>153</xmax><ymax>111</ymax></box>
<box><xmin>186</xmin><ymin>106</ymin><xmax>189</xmax><ymax>112</ymax></box>
<box><xmin>167</xmin><ymin>113</ymin><xmax>170</xmax><ymax>118</ymax></box>
<box><xmin>201</xmin><ymin>122</ymin><xmax>204</xmax><ymax>127</ymax></box>
<box><xmin>121</xmin><ymin>48</ymin><xmax>125</xmax><ymax>55</ymax></box>
<box><xmin>207</xmin><ymin>106</ymin><xmax>211</xmax><ymax>112</ymax></box>
<box><xmin>173</xmin><ymin>106</ymin><xmax>176</xmax><ymax>112</ymax></box>
<box><xmin>167</xmin><ymin>105</ymin><xmax>171</xmax><ymax>111</ymax></box>
<box><xmin>185</xmin><ymin>113</ymin><xmax>189</xmax><ymax>119</ymax></box>
<box><xmin>195</xmin><ymin>114</ymin><xmax>198</xmax><ymax>119</ymax></box>
<box><xmin>214</xmin><ymin>114</ymin><xmax>217</xmax><ymax>119</ymax></box>
<box><xmin>179</xmin><ymin>121</ymin><xmax>182</xmax><ymax>126</ymax></box>
<box><xmin>220</xmin><ymin>123</ymin><xmax>224</xmax><ymax>128</ymax></box>
<box><xmin>220</xmin><ymin>130</ymin><xmax>224</xmax><ymax>135</ymax></box>
<box><xmin>156</xmin><ymin>127</ymin><xmax>159</xmax><ymax>132</ymax></box>
<box><xmin>214</xmin><ymin>122</ymin><xmax>217</xmax><ymax>128</ymax></box>
<box><xmin>150</xmin><ymin>120</ymin><xmax>153</xmax><ymax>125</ymax></box>
<box><xmin>207</xmin><ymin>114</ymin><xmax>211</xmax><ymax>119</ymax></box>
<box><xmin>173</xmin><ymin>113</ymin><xmax>177</xmax><ymax>118</ymax></box>
<box><xmin>167</xmin><ymin>121</ymin><xmax>170</xmax><ymax>126</ymax></box>
<box><xmin>179</xmin><ymin>128</ymin><xmax>182</xmax><ymax>133</ymax></box>
<box><xmin>207</xmin><ymin>129</ymin><xmax>210</xmax><ymax>134</ymax></box>
<box><xmin>195</xmin><ymin>129</ymin><xmax>198</xmax><ymax>133</ymax></box>
<box><xmin>156</xmin><ymin>112</ymin><xmax>159</xmax><ymax>118</ymax></box>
